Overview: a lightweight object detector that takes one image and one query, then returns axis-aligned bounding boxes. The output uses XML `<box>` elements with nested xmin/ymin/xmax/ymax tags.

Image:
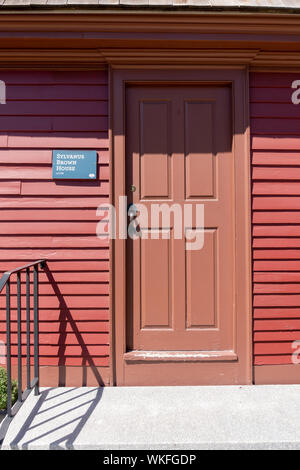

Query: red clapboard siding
<box><xmin>254</xmin><ymin>319</ymin><xmax>300</xmax><ymax>330</ymax></box>
<box><xmin>1</xmin><ymin>71</ymin><xmax>108</xmax><ymax>84</ymax></box>
<box><xmin>0</xmin><ymin>319</ymin><xmax>110</xmax><ymax>331</ymax></box>
<box><xmin>8</xmin><ymin>345</ymin><xmax>109</xmax><ymax>356</ymax></box>
<box><xmin>254</xmin><ymin>260</ymin><xmax>300</xmax><ymax>271</ymax></box>
<box><xmin>0</xmin><ymin>165</ymin><xmax>109</xmax><ymax>180</ymax></box>
<box><xmin>252</xmin><ymin>136</ymin><xmax>300</xmax><ymax>150</ymax></box>
<box><xmin>0</xmin><ymin>260</ymin><xmax>109</xmax><ymax>271</ymax></box>
<box><xmin>253</xmin><ymin>238</ymin><xmax>300</xmax><ymax>248</ymax></box>
<box><xmin>0</xmin><ymin>70</ymin><xmax>110</xmax><ymax>378</ymax></box>
<box><xmin>6</xmin><ymin>85</ymin><xmax>108</xmax><ymax>100</ymax></box>
<box><xmin>254</xmin><ymin>342</ymin><xmax>299</xmax><ymax>355</ymax></box>
<box><xmin>0</xmin><ymin>101</ymin><xmax>108</xmax><ymax>116</ymax></box>
<box><xmin>253</xmin><ymin>167</ymin><xmax>300</xmax><ymax>180</ymax></box>
<box><xmin>0</xmin><ymin>209</ymin><xmax>106</xmax><ymax>221</ymax></box>
<box><xmin>0</xmin><ymin>197</ymin><xmax>109</xmax><ymax>208</ymax></box>
<box><xmin>252</xmin><ymin>152</ymin><xmax>300</xmax><ymax>166</ymax></box>
<box><xmin>0</xmin><ymin>181</ymin><xmax>21</xmax><ymax>194</ymax></box>
<box><xmin>254</xmin><ymin>331</ymin><xmax>300</xmax><ymax>341</ymax></box>
<box><xmin>253</xmin><ymin>211</ymin><xmax>300</xmax><ymax>223</ymax></box>
<box><xmin>3</xmin><ymin>332</ymin><xmax>109</xmax><ymax>346</ymax></box>
<box><xmin>250</xmin><ymin>88</ymin><xmax>293</xmax><ymax>103</ymax></box>
<box><xmin>253</xmin><ymin>226</ymin><xmax>300</xmax><ymax>237</ymax></box>
<box><xmin>7</xmin><ymin>283</ymin><xmax>109</xmax><ymax>295</ymax></box>
<box><xmin>254</xmin><ymin>295</ymin><xmax>300</xmax><ymax>307</ymax></box>
<box><xmin>0</xmin><ymin>236</ymin><xmax>109</xmax><ymax>248</ymax></box>
<box><xmin>6</xmin><ymin>135</ymin><xmax>108</xmax><ymax>148</ymax></box>
<box><xmin>0</xmin><ymin>116</ymin><xmax>108</xmax><ymax>132</ymax></box>
<box><xmin>0</xmin><ymin>223</ymin><xmax>108</xmax><ymax>235</ymax></box>
<box><xmin>254</xmin><ymin>284</ymin><xmax>300</xmax><ymax>294</ymax></box>
<box><xmin>253</xmin><ymin>182</ymin><xmax>300</xmax><ymax>195</ymax></box>
<box><xmin>254</xmin><ymin>250</ymin><xmax>300</xmax><ymax>260</ymax></box>
<box><xmin>251</xmin><ymin>72</ymin><xmax>300</xmax><ymax>368</ymax></box>
<box><xmin>251</xmin><ymin>103</ymin><xmax>300</xmax><ymax>118</ymax></box>
<box><xmin>0</xmin><ymin>249</ymin><xmax>109</xmax><ymax>260</ymax></box>
<box><xmin>0</xmin><ymin>295</ymin><xmax>109</xmax><ymax>309</ymax></box>
<box><xmin>21</xmin><ymin>181</ymin><xmax>109</xmax><ymax>195</ymax></box>
<box><xmin>0</xmin><ymin>150</ymin><xmax>109</xmax><ymax>164</ymax></box>
<box><xmin>254</xmin><ymin>272</ymin><xmax>300</xmax><ymax>282</ymax></box>
<box><xmin>253</xmin><ymin>197</ymin><xmax>300</xmax><ymax>210</ymax></box>
<box><xmin>254</xmin><ymin>308</ymin><xmax>300</xmax><ymax>319</ymax></box>
<box><xmin>251</xmin><ymin>119</ymin><xmax>300</xmax><ymax>135</ymax></box>
<box><xmin>254</xmin><ymin>356</ymin><xmax>294</xmax><ymax>365</ymax></box>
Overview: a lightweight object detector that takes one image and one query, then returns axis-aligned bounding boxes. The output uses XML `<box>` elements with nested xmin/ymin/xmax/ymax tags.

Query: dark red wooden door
<box><xmin>121</xmin><ymin>83</ymin><xmax>249</xmax><ymax>385</ymax></box>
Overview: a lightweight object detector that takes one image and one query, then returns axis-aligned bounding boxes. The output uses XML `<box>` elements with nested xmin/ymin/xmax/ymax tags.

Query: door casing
<box><xmin>111</xmin><ymin>68</ymin><xmax>252</xmax><ymax>386</ymax></box>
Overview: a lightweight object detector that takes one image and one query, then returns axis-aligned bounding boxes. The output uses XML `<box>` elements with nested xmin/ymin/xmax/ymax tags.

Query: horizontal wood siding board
<box><xmin>0</xmin><ymin>116</ymin><xmax>108</xmax><ymax>132</ymax></box>
<box><xmin>0</xmin><ymin>165</ymin><xmax>109</xmax><ymax>180</ymax></box>
<box><xmin>0</xmin><ymin>101</ymin><xmax>108</xmax><ymax>116</ymax></box>
<box><xmin>252</xmin><ymin>152</ymin><xmax>300</xmax><ymax>166</ymax></box>
<box><xmin>0</xmin><ymin>197</ymin><xmax>109</xmax><ymax>208</ymax></box>
<box><xmin>6</xmin><ymin>135</ymin><xmax>109</xmax><ymax>148</ymax></box>
<box><xmin>0</xmin><ymin>236</ymin><xmax>109</xmax><ymax>248</ymax></box>
<box><xmin>254</xmin><ymin>356</ymin><xmax>294</xmax><ymax>366</ymax></box>
<box><xmin>0</xmin><ymin>71</ymin><xmax>108</xmax><ymax>85</ymax></box>
<box><xmin>253</xmin><ymin>167</ymin><xmax>300</xmax><ymax>180</ymax></box>
<box><xmin>254</xmin><ymin>239</ymin><xmax>300</xmax><ymax>249</ymax></box>
<box><xmin>5</xmin><ymin>85</ymin><xmax>108</xmax><ymax>101</ymax></box>
<box><xmin>253</xmin><ymin>197</ymin><xmax>300</xmax><ymax>210</ymax></box>
<box><xmin>254</xmin><ymin>331</ymin><xmax>300</xmax><ymax>341</ymax></box>
<box><xmin>0</xmin><ymin>225</ymin><xmax>109</xmax><ymax>237</ymax></box>
<box><xmin>250</xmin><ymin>73</ymin><xmax>300</xmax><ymax>88</ymax></box>
<box><xmin>254</xmin><ymin>272</ymin><xmax>300</xmax><ymax>282</ymax></box>
<box><xmin>252</xmin><ymin>136</ymin><xmax>300</xmax><ymax>151</ymax></box>
<box><xmin>254</xmin><ymin>284</ymin><xmax>300</xmax><ymax>294</ymax></box>
<box><xmin>0</xmin><ymin>317</ymin><xmax>109</xmax><ymax>327</ymax></box>
<box><xmin>251</xmin><ymin>104</ymin><xmax>300</xmax><ymax>119</ymax></box>
<box><xmin>253</xmin><ymin>213</ymin><xmax>300</xmax><ymax>224</ymax></box>
<box><xmin>0</xmin><ymin>209</ymin><xmax>108</xmax><ymax>221</ymax></box>
<box><xmin>251</xmin><ymin>72</ymin><xmax>300</xmax><ymax>373</ymax></box>
<box><xmin>253</xmin><ymin>249</ymin><xmax>300</xmax><ymax>260</ymax></box>
<box><xmin>254</xmin><ymin>308</ymin><xmax>300</xmax><ymax>319</ymax></box>
<box><xmin>0</xmin><ymin>150</ymin><xmax>109</xmax><ymax>164</ymax></box>
<box><xmin>21</xmin><ymin>181</ymin><xmax>109</xmax><ymax>195</ymax></box>
<box><xmin>0</xmin><ymin>261</ymin><xmax>109</xmax><ymax>271</ymax></box>
<box><xmin>0</xmin><ymin>70</ymin><xmax>110</xmax><ymax>371</ymax></box>
<box><xmin>250</xmin><ymin>88</ymin><xmax>295</xmax><ymax>103</ymax></box>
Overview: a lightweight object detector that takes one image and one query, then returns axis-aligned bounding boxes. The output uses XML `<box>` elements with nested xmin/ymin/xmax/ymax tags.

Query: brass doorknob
<box><xmin>130</xmin><ymin>185</ymin><xmax>136</xmax><ymax>192</ymax></box>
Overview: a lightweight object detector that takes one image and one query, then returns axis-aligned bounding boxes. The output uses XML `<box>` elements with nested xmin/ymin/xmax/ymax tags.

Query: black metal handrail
<box><xmin>0</xmin><ymin>259</ymin><xmax>46</xmax><ymax>445</ymax></box>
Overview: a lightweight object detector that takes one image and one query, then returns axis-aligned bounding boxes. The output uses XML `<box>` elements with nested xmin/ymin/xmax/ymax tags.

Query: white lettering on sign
<box><xmin>55</xmin><ymin>152</ymin><xmax>83</xmax><ymax>174</ymax></box>
<box><xmin>56</xmin><ymin>166</ymin><xmax>76</xmax><ymax>172</ymax></box>
<box><xmin>291</xmin><ymin>80</ymin><xmax>300</xmax><ymax>104</ymax></box>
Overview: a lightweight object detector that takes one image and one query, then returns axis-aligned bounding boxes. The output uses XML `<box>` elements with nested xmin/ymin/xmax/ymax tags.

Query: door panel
<box><xmin>185</xmin><ymin>100</ymin><xmax>215</xmax><ymax>198</ymax></box>
<box><xmin>186</xmin><ymin>228</ymin><xmax>217</xmax><ymax>329</ymax></box>
<box><xmin>140</xmin><ymin>101</ymin><xmax>171</xmax><ymax>199</ymax></box>
<box><xmin>121</xmin><ymin>82</ymin><xmax>249</xmax><ymax>385</ymax></box>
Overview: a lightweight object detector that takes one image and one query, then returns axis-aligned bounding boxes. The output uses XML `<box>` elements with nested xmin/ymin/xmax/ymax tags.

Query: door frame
<box><xmin>111</xmin><ymin>68</ymin><xmax>252</xmax><ymax>386</ymax></box>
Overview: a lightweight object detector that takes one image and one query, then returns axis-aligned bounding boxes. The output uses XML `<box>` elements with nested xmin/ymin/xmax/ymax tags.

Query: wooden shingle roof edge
<box><xmin>1</xmin><ymin>0</ymin><xmax>300</xmax><ymax>12</ymax></box>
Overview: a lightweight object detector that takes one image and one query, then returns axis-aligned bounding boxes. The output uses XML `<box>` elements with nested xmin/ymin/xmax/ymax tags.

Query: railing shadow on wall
<box><xmin>42</xmin><ymin>264</ymin><xmax>105</xmax><ymax>388</ymax></box>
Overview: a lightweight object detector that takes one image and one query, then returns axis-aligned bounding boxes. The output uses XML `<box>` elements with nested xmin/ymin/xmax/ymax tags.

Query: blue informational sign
<box><xmin>52</xmin><ymin>150</ymin><xmax>97</xmax><ymax>180</ymax></box>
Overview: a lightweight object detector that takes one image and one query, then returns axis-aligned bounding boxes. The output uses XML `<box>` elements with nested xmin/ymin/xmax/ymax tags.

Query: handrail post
<box><xmin>26</xmin><ymin>268</ymin><xmax>30</xmax><ymax>390</ymax></box>
<box><xmin>33</xmin><ymin>264</ymin><xmax>39</xmax><ymax>396</ymax></box>
<box><xmin>17</xmin><ymin>272</ymin><xmax>22</xmax><ymax>403</ymax></box>
<box><xmin>6</xmin><ymin>279</ymin><xmax>11</xmax><ymax>417</ymax></box>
